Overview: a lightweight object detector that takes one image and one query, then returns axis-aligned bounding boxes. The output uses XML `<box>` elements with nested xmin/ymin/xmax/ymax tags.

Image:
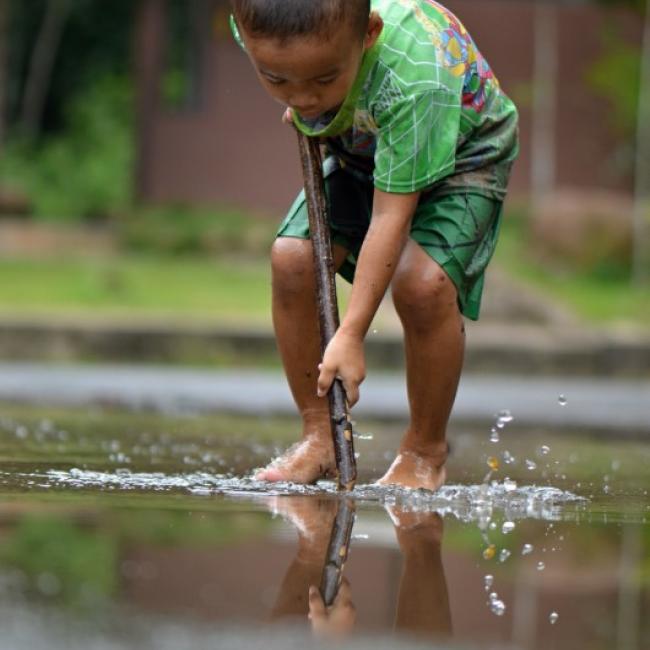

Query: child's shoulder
<box><xmin>371</xmin><ymin>0</ymin><xmax>477</xmax><ymax>94</ymax></box>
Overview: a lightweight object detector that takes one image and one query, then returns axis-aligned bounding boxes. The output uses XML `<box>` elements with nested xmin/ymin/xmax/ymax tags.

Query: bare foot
<box><xmin>385</xmin><ymin>505</ymin><xmax>444</xmax><ymax>546</ymax></box>
<box><xmin>255</xmin><ymin>436</ymin><xmax>336</xmax><ymax>484</ymax></box>
<box><xmin>376</xmin><ymin>448</ymin><xmax>447</xmax><ymax>492</ymax></box>
<box><xmin>264</xmin><ymin>496</ymin><xmax>337</xmax><ymax>542</ymax></box>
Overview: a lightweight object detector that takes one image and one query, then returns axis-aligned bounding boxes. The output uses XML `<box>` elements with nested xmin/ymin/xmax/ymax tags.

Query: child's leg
<box><xmin>388</xmin><ymin>507</ymin><xmax>452</xmax><ymax>639</ymax></box>
<box><xmin>255</xmin><ymin>236</ymin><xmax>350</xmax><ymax>483</ymax></box>
<box><xmin>377</xmin><ymin>239</ymin><xmax>464</xmax><ymax>491</ymax></box>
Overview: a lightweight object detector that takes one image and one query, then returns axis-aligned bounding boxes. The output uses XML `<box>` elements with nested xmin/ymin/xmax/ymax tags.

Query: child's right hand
<box><xmin>308</xmin><ymin>580</ymin><xmax>356</xmax><ymax>640</ymax></box>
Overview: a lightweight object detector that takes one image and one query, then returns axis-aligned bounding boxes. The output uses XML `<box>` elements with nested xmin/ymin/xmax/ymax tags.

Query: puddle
<box><xmin>0</xmin><ymin>405</ymin><xmax>648</xmax><ymax>649</ymax></box>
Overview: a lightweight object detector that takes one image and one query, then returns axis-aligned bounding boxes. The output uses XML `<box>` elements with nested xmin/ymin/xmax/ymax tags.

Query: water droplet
<box><xmin>503</xmin><ymin>478</ymin><xmax>517</xmax><ymax>492</ymax></box>
<box><xmin>526</xmin><ymin>459</ymin><xmax>537</xmax><ymax>471</ymax></box>
<box><xmin>558</xmin><ymin>394</ymin><xmax>567</xmax><ymax>406</ymax></box>
<box><xmin>611</xmin><ymin>459</ymin><xmax>621</xmax><ymax>472</ymax></box>
<box><xmin>483</xmin><ymin>544</ymin><xmax>496</xmax><ymax>560</ymax></box>
<box><xmin>484</xmin><ymin>575</ymin><xmax>494</xmax><ymax>590</ymax></box>
<box><xmin>490</xmin><ymin>598</ymin><xmax>506</xmax><ymax>616</ymax></box>
<box><xmin>497</xmin><ymin>409</ymin><xmax>514</xmax><ymax>424</ymax></box>
<box><xmin>502</xmin><ymin>521</ymin><xmax>515</xmax><ymax>534</ymax></box>
<box><xmin>537</xmin><ymin>561</ymin><xmax>545</xmax><ymax>571</ymax></box>
<box><xmin>352</xmin><ymin>534</ymin><xmax>369</xmax><ymax>541</ymax></box>
<box><xmin>549</xmin><ymin>611</ymin><xmax>559</xmax><ymax>624</ymax></box>
<box><xmin>522</xmin><ymin>543</ymin><xmax>534</xmax><ymax>555</ymax></box>
<box><xmin>355</xmin><ymin>432</ymin><xmax>374</xmax><ymax>440</ymax></box>
<box><xmin>490</xmin><ymin>428</ymin><xmax>500</xmax><ymax>443</ymax></box>
<box><xmin>372</xmin><ymin>329</ymin><xmax>378</xmax><ymax>335</ymax></box>
<box><xmin>15</xmin><ymin>425</ymin><xmax>28</xmax><ymax>440</ymax></box>
<box><xmin>539</xmin><ymin>445</ymin><xmax>550</xmax><ymax>455</ymax></box>
<box><xmin>499</xmin><ymin>549</ymin><xmax>511</xmax><ymax>563</ymax></box>
<box><xmin>603</xmin><ymin>484</ymin><xmax>610</xmax><ymax>494</ymax></box>
<box><xmin>503</xmin><ymin>450</ymin><xmax>515</xmax><ymax>464</ymax></box>
<box><xmin>489</xmin><ymin>521</ymin><xmax>497</xmax><ymax>530</ymax></box>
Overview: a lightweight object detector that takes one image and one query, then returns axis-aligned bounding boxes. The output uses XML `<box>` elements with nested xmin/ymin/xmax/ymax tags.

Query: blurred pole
<box><xmin>134</xmin><ymin>0</ymin><xmax>166</xmax><ymax>202</ymax></box>
<box><xmin>632</xmin><ymin>0</ymin><xmax>650</xmax><ymax>285</ymax></box>
<box><xmin>19</xmin><ymin>0</ymin><xmax>70</xmax><ymax>138</ymax></box>
<box><xmin>531</xmin><ymin>1</ymin><xmax>558</xmax><ymax>213</ymax></box>
<box><xmin>615</xmin><ymin>525</ymin><xmax>642</xmax><ymax>650</ymax></box>
<box><xmin>0</xmin><ymin>0</ymin><xmax>8</xmax><ymax>149</ymax></box>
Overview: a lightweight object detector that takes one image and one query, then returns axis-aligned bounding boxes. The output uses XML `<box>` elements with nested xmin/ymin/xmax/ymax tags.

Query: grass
<box><xmin>0</xmin><ymin>254</ymin><xmax>273</xmax><ymax>325</ymax></box>
<box><xmin>494</xmin><ymin>209</ymin><xmax>650</xmax><ymax>326</ymax></box>
<box><xmin>0</xmin><ymin>208</ymin><xmax>647</xmax><ymax>329</ymax></box>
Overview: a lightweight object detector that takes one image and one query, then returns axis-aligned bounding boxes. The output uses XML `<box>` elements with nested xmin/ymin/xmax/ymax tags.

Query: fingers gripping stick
<box><xmin>296</xmin><ymin>131</ymin><xmax>357</xmax><ymax>491</ymax></box>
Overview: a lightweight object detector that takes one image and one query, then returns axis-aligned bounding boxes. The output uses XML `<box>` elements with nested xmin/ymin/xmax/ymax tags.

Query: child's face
<box><xmin>240</xmin><ymin>14</ymin><xmax>383</xmax><ymax>119</ymax></box>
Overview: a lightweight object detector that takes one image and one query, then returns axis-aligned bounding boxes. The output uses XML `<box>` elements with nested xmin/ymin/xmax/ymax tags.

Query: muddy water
<box><xmin>0</xmin><ymin>406</ymin><xmax>648</xmax><ymax>650</ymax></box>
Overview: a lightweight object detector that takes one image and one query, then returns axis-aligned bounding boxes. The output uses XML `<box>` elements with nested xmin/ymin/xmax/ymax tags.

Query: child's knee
<box><xmin>392</xmin><ymin>262</ymin><xmax>459</xmax><ymax>325</ymax></box>
<box><xmin>271</xmin><ymin>237</ymin><xmax>314</xmax><ymax>294</ymax></box>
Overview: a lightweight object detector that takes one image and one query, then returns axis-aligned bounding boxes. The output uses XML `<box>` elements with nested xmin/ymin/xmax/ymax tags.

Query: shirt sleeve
<box><xmin>373</xmin><ymin>89</ymin><xmax>461</xmax><ymax>193</ymax></box>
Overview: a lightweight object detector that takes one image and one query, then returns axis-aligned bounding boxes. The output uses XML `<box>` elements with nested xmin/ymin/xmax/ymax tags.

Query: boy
<box><xmin>230</xmin><ymin>0</ymin><xmax>518</xmax><ymax>490</ymax></box>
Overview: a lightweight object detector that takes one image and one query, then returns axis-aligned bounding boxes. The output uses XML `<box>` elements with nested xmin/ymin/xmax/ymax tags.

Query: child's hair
<box><xmin>231</xmin><ymin>0</ymin><xmax>371</xmax><ymax>41</ymax></box>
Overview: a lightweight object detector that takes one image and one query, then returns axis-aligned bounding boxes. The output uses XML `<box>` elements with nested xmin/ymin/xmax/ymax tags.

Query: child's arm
<box><xmin>316</xmin><ymin>189</ymin><xmax>420</xmax><ymax>406</ymax></box>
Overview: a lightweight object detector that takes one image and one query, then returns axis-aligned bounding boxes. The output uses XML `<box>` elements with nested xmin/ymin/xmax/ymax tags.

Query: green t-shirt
<box><xmin>232</xmin><ymin>0</ymin><xmax>519</xmax><ymax>199</ymax></box>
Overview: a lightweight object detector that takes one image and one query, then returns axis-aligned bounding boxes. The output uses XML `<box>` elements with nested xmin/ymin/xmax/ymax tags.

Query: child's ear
<box><xmin>364</xmin><ymin>11</ymin><xmax>383</xmax><ymax>50</ymax></box>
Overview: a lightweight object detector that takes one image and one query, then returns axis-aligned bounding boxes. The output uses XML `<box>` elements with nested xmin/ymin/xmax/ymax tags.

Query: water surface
<box><xmin>0</xmin><ymin>405</ymin><xmax>648</xmax><ymax>649</ymax></box>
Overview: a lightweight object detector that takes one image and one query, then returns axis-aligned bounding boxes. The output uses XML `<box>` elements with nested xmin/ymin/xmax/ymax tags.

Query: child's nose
<box><xmin>289</xmin><ymin>90</ymin><xmax>319</xmax><ymax>112</ymax></box>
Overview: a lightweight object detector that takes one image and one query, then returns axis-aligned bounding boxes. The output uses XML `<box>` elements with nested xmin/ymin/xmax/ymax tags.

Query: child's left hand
<box><xmin>317</xmin><ymin>329</ymin><xmax>366</xmax><ymax>407</ymax></box>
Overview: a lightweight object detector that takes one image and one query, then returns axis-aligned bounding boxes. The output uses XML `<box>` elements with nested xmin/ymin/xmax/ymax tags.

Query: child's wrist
<box><xmin>338</xmin><ymin>321</ymin><xmax>367</xmax><ymax>340</ymax></box>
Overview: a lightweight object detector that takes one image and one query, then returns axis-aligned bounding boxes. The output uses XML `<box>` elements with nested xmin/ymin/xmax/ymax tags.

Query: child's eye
<box><xmin>262</xmin><ymin>74</ymin><xmax>286</xmax><ymax>85</ymax></box>
<box><xmin>316</xmin><ymin>76</ymin><xmax>337</xmax><ymax>86</ymax></box>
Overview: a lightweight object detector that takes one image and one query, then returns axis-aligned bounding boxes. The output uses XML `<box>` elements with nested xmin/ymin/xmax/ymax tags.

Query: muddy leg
<box><xmin>255</xmin><ymin>238</ymin><xmax>349</xmax><ymax>483</ymax></box>
<box><xmin>377</xmin><ymin>240</ymin><xmax>464</xmax><ymax>491</ymax></box>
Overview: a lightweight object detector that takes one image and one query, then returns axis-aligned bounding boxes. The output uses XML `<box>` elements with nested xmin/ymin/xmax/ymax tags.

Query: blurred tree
<box><xmin>19</xmin><ymin>0</ymin><xmax>71</xmax><ymax>138</ymax></box>
<box><xmin>7</xmin><ymin>0</ymin><xmax>135</xmax><ymax>138</ymax></box>
<box><xmin>632</xmin><ymin>0</ymin><xmax>649</xmax><ymax>283</ymax></box>
<box><xmin>0</xmin><ymin>0</ymin><xmax>8</xmax><ymax>148</ymax></box>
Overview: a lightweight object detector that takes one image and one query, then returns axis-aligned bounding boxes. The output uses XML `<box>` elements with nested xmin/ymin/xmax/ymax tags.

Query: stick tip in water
<box><xmin>339</xmin><ymin>478</ymin><xmax>356</xmax><ymax>492</ymax></box>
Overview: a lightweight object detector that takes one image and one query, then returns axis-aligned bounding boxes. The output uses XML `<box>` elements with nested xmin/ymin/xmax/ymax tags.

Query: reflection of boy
<box><xmin>231</xmin><ymin>0</ymin><xmax>518</xmax><ymax>490</ymax></box>
<box><xmin>266</xmin><ymin>497</ymin><xmax>451</xmax><ymax>642</ymax></box>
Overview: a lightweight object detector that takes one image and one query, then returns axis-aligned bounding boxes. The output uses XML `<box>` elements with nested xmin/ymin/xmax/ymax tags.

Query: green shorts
<box><xmin>277</xmin><ymin>158</ymin><xmax>504</xmax><ymax>321</ymax></box>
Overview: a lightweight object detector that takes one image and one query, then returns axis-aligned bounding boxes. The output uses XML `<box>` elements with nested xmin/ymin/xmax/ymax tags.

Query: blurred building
<box><xmin>134</xmin><ymin>0</ymin><xmax>644</xmax><ymax>215</ymax></box>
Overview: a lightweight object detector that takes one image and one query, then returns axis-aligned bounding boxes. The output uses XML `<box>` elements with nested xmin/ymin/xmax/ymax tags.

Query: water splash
<box><xmin>0</xmin><ymin>469</ymin><xmax>585</xmax><ymax>522</ymax></box>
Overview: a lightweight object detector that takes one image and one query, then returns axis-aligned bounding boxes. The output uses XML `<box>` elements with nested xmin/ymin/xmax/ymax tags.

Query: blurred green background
<box><xmin>0</xmin><ymin>0</ymin><xmax>648</xmax><ymax>328</ymax></box>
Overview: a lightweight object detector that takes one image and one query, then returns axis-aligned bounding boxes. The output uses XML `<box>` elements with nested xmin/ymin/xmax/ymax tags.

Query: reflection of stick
<box><xmin>296</xmin><ymin>131</ymin><xmax>357</xmax><ymax>491</ymax></box>
<box><xmin>319</xmin><ymin>498</ymin><xmax>356</xmax><ymax>607</ymax></box>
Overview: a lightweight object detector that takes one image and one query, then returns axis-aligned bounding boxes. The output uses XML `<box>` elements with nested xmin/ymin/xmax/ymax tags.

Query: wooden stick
<box><xmin>296</xmin><ymin>132</ymin><xmax>357</xmax><ymax>491</ymax></box>
<box><xmin>319</xmin><ymin>498</ymin><xmax>356</xmax><ymax>606</ymax></box>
